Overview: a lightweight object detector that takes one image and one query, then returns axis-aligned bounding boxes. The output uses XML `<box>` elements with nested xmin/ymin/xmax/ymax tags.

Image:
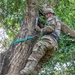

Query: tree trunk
<box><xmin>0</xmin><ymin>52</ymin><xmax>6</xmax><ymax>74</ymax></box>
<box><xmin>0</xmin><ymin>0</ymin><xmax>39</xmax><ymax>75</ymax></box>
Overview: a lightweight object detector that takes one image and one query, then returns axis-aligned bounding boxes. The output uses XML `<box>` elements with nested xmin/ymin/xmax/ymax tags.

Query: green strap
<box><xmin>10</xmin><ymin>35</ymin><xmax>38</xmax><ymax>46</ymax></box>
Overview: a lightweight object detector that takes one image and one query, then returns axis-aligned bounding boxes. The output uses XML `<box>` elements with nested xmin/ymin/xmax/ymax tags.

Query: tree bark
<box><xmin>0</xmin><ymin>0</ymin><xmax>39</xmax><ymax>75</ymax></box>
<box><xmin>0</xmin><ymin>52</ymin><xmax>6</xmax><ymax>74</ymax></box>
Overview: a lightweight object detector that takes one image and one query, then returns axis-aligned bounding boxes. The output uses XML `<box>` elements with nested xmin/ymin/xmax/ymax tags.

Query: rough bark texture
<box><xmin>0</xmin><ymin>52</ymin><xmax>6</xmax><ymax>73</ymax></box>
<box><xmin>0</xmin><ymin>0</ymin><xmax>39</xmax><ymax>75</ymax></box>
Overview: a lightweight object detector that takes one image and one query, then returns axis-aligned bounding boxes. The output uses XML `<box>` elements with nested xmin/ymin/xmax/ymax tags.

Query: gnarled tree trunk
<box><xmin>0</xmin><ymin>0</ymin><xmax>39</xmax><ymax>75</ymax></box>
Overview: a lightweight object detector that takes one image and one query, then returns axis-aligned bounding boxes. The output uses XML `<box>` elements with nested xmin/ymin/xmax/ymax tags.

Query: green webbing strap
<box><xmin>10</xmin><ymin>35</ymin><xmax>38</xmax><ymax>46</ymax></box>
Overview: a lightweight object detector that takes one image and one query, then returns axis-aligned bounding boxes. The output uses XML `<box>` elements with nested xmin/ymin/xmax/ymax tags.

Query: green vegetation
<box><xmin>0</xmin><ymin>0</ymin><xmax>75</xmax><ymax>75</ymax></box>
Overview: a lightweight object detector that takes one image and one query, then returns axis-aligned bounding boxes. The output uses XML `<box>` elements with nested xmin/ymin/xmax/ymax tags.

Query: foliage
<box><xmin>0</xmin><ymin>0</ymin><xmax>75</xmax><ymax>75</ymax></box>
<box><xmin>54</xmin><ymin>0</ymin><xmax>75</xmax><ymax>29</ymax></box>
<box><xmin>0</xmin><ymin>0</ymin><xmax>26</xmax><ymax>41</ymax></box>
